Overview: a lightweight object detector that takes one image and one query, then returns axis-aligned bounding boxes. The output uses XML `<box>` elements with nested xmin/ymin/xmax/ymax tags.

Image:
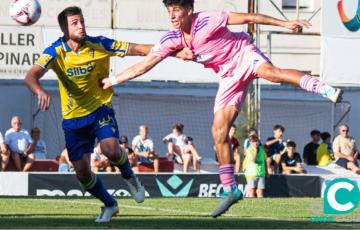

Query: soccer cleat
<box><xmin>124</xmin><ymin>174</ymin><xmax>145</xmax><ymax>203</ymax></box>
<box><xmin>329</xmin><ymin>88</ymin><xmax>343</xmax><ymax>103</ymax></box>
<box><xmin>95</xmin><ymin>203</ymin><xmax>119</xmax><ymax>223</ymax></box>
<box><xmin>211</xmin><ymin>186</ymin><xmax>243</xmax><ymax>218</ymax></box>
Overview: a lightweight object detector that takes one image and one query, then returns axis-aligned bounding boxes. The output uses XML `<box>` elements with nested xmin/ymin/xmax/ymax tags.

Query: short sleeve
<box><xmin>132</xmin><ymin>136</ymin><xmax>139</xmax><ymax>147</ymax></box>
<box><xmin>198</xmin><ymin>11</ymin><xmax>229</xmax><ymax>36</ymax></box>
<box><xmin>151</xmin><ymin>30</ymin><xmax>183</xmax><ymax>58</ymax></box>
<box><xmin>24</xmin><ymin>131</ymin><xmax>34</xmax><ymax>144</ymax></box>
<box><xmin>332</xmin><ymin>136</ymin><xmax>340</xmax><ymax>153</ymax></box>
<box><xmin>0</xmin><ymin>132</ymin><xmax>3</xmax><ymax>143</ymax></box>
<box><xmin>88</xmin><ymin>36</ymin><xmax>129</xmax><ymax>57</ymax></box>
<box><xmin>35</xmin><ymin>45</ymin><xmax>57</xmax><ymax>70</ymax></box>
<box><xmin>148</xmin><ymin>139</ymin><xmax>154</xmax><ymax>149</ymax></box>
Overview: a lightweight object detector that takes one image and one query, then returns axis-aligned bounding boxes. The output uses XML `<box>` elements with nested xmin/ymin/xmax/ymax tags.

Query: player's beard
<box><xmin>70</xmin><ymin>32</ymin><xmax>86</xmax><ymax>44</ymax></box>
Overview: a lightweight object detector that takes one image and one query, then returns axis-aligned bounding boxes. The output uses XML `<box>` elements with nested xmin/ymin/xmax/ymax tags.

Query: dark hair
<box><xmin>231</xmin><ymin>124</ymin><xmax>237</xmax><ymax>129</ymax></box>
<box><xmin>185</xmin><ymin>136</ymin><xmax>193</xmax><ymax>144</ymax></box>
<box><xmin>320</xmin><ymin>132</ymin><xmax>331</xmax><ymax>141</ymax></box>
<box><xmin>273</xmin><ymin>124</ymin><xmax>285</xmax><ymax>132</ymax></box>
<box><xmin>31</xmin><ymin>127</ymin><xmax>40</xmax><ymax>134</ymax></box>
<box><xmin>173</xmin><ymin>123</ymin><xmax>184</xmax><ymax>133</ymax></box>
<box><xmin>286</xmin><ymin>141</ymin><xmax>296</xmax><ymax>148</ymax></box>
<box><xmin>119</xmin><ymin>135</ymin><xmax>128</xmax><ymax>144</ymax></box>
<box><xmin>162</xmin><ymin>0</ymin><xmax>194</xmax><ymax>9</ymax></box>
<box><xmin>58</xmin><ymin>6</ymin><xmax>82</xmax><ymax>39</ymax></box>
<box><xmin>310</xmin><ymin>129</ymin><xmax>321</xmax><ymax>136</ymax></box>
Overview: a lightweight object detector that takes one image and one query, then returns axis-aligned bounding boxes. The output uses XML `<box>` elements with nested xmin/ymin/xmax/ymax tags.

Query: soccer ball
<box><xmin>9</xmin><ymin>0</ymin><xmax>42</xmax><ymax>26</ymax></box>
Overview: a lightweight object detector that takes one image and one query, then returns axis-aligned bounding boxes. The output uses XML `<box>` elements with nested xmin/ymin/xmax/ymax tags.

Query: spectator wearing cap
<box><xmin>119</xmin><ymin>135</ymin><xmax>138</xmax><ymax>173</ymax></box>
<box><xmin>244</xmin><ymin>133</ymin><xmax>266</xmax><ymax>198</ymax></box>
<box><xmin>265</xmin><ymin>124</ymin><xmax>286</xmax><ymax>174</ymax></box>
<box><xmin>303</xmin><ymin>129</ymin><xmax>321</xmax><ymax>165</ymax></box>
<box><xmin>132</xmin><ymin>125</ymin><xmax>159</xmax><ymax>173</ymax></box>
<box><xmin>280</xmin><ymin>141</ymin><xmax>305</xmax><ymax>174</ymax></box>
<box><xmin>316</xmin><ymin>132</ymin><xmax>334</xmax><ymax>167</ymax></box>
<box><xmin>332</xmin><ymin>124</ymin><xmax>360</xmax><ymax>174</ymax></box>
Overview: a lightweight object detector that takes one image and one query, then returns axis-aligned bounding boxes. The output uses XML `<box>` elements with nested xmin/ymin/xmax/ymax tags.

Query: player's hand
<box><xmin>37</xmin><ymin>90</ymin><xmax>51</xmax><ymax>111</ymax></box>
<box><xmin>176</xmin><ymin>47</ymin><xmax>194</xmax><ymax>61</ymax></box>
<box><xmin>101</xmin><ymin>78</ymin><xmax>112</xmax><ymax>90</ymax></box>
<box><xmin>285</xmin><ymin>19</ymin><xmax>311</xmax><ymax>32</ymax></box>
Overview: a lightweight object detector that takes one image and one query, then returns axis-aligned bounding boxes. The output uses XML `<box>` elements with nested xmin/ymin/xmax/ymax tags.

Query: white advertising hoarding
<box><xmin>115</xmin><ymin>0</ymin><xmax>247</xmax><ymax>30</ymax></box>
<box><xmin>0</xmin><ymin>0</ymin><xmax>111</xmax><ymax>28</ymax></box>
<box><xmin>0</xmin><ymin>26</ymin><xmax>44</xmax><ymax>79</ymax></box>
<box><xmin>321</xmin><ymin>0</ymin><xmax>360</xmax><ymax>86</ymax></box>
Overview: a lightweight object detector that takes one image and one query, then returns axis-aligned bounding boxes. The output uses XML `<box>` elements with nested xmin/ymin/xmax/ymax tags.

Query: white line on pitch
<box><xmin>36</xmin><ymin>199</ymin><xmax>236</xmax><ymax>217</ymax></box>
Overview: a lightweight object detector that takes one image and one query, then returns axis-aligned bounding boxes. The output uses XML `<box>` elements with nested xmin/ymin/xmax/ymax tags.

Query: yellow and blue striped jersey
<box><xmin>35</xmin><ymin>36</ymin><xmax>128</xmax><ymax>119</ymax></box>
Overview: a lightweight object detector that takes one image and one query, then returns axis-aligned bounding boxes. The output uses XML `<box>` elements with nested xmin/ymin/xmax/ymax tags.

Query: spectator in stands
<box><xmin>119</xmin><ymin>135</ymin><xmax>138</xmax><ymax>173</ymax></box>
<box><xmin>163</xmin><ymin>123</ymin><xmax>202</xmax><ymax>173</ymax></box>
<box><xmin>244</xmin><ymin>133</ymin><xmax>266</xmax><ymax>198</ymax></box>
<box><xmin>229</xmin><ymin>125</ymin><xmax>241</xmax><ymax>173</ymax></box>
<box><xmin>58</xmin><ymin>148</ymin><xmax>75</xmax><ymax>172</ymax></box>
<box><xmin>281</xmin><ymin>141</ymin><xmax>305</xmax><ymax>174</ymax></box>
<box><xmin>132</xmin><ymin>125</ymin><xmax>159</xmax><ymax>173</ymax></box>
<box><xmin>333</xmin><ymin>124</ymin><xmax>360</xmax><ymax>174</ymax></box>
<box><xmin>265</xmin><ymin>124</ymin><xmax>286</xmax><ymax>174</ymax></box>
<box><xmin>0</xmin><ymin>131</ymin><xmax>10</xmax><ymax>171</ymax></box>
<box><xmin>303</xmin><ymin>129</ymin><xmax>321</xmax><ymax>165</ymax></box>
<box><xmin>316</xmin><ymin>132</ymin><xmax>334</xmax><ymax>167</ymax></box>
<box><xmin>91</xmin><ymin>143</ymin><xmax>118</xmax><ymax>172</ymax></box>
<box><xmin>31</xmin><ymin>127</ymin><xmax>47</xmax><ymax>160</ymax></box>
<box><xmin>5</xmin><ymin>116</ymin><xmax>35</xmax><ymax>171</ymax></box>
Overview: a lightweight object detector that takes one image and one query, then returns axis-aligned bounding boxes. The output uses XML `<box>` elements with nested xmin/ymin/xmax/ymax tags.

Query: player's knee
<box><xmin>259</xmin><ymin>66</ymin><xmax>282</xmax><ymax>83</ymax></box>
<box><xmin>211</xmin><ymin>126</ymin><xmax>227</xmax><ymax>144</ymax></box>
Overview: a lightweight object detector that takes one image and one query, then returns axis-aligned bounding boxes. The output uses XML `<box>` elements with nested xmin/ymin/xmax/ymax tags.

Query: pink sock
<box><xmin>299</xmin><ymin>75</ymin><xmax>324</xmax><ymax>94</ymax></box>
<box><xmin>219</xmin><ymin>164</ymin><xmax>235</xmax><ymax>192</ymax></box>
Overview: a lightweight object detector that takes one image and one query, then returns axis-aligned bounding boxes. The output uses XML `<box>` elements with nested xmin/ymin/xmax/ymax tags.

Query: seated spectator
<box><xmin>31</xmin><ymin>127</ymin><xmax>47</xmax><ymax>160</ymax></box>
<box><xmin>163</xmin><ymin>123</ymin><xmax>201</xmax><ymax>173</ymax></box>
<box><xmin>119</xmin><ymin>135</ymin><xmax>138</xmax><ymax>173</ymax></box>
<box><xmin>0</xmin><ymin>131</ymin><xmax>10</xmax><ymax>171</ymax></box>
<box><xmin>265</xmin><ymin>124</ymin><xmax>286</xmax><ymax>174</ymax></box>
<box><xmin>281</xmin><ymin>141</ymin><xmax>306</xmax><ymax>174</ymax></box>
<box><xmin>303</xmin><ymin>129</ymin><xmax>321</xmax><ymax>165</ymax></box>
<box><xmin>333</xmin><ymin>124</ymin><xmax>360</xmax><ymax>174</ymax></box>
<box><xmin>317</xmin><ymin>132</ymin><xmax>334</xmax><ymax>167</ymax></box>
<box><xmin>91</xmin><ymin>143</ymin><xmax>116</xmax><ymax>172</ymax></box>
<box><xmin>244</xmin><ymin>133</ymin><xmax>266</xmax><ymax>198</ymax></box>
<box><xmin>58</xmin><ymin>148</ymin><xmax>75</xmax><ymax>172</ymax></box>
<box><xmin>229</xmin><ymin>125</ymin><xmax>241</xmax><ymax>173</ymax></box>
<box><xmin>5</xmin><ymin>116</ymin><xmax>35</xmax><ymax>171</ymax></box>
<box><xmin>132</xmin><ymin>125</ymin><xmax>159</xmax><ymax>173</ymax></box>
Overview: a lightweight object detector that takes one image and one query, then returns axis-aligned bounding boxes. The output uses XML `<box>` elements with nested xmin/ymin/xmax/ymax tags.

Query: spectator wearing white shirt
<box><xmin>91</xmin><ymin>143</ymin><xmax>112</xmax><ymax>172</ymax></box>
<box><xmin>132</xmin><ymin>125</ymin><xmax>159</xmax><ymax>173</ymax></box>
<box><xmin>163</xmin><ymin>123</ymin><xmax>202</xmax><ymax>173</ymax></box>
<box><xmin>0</xmin><ymin>131</ymin><xmax>10</xmax><ymax>171</ymax></box>
<box><xmin>5</xmin><ymin>116</ymin><xmax>35</xmax><ymax>171</ymax></box>
<box><xmin>31</xmin><ymin>127</ymin><xmax>47</xmax><ymax>160</ymax></box>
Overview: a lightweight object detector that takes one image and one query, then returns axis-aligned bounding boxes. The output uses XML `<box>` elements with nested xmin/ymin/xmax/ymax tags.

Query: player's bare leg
<box><xmin>211</xmin><ymin>106</ymin><xmax>243</xmax><ymax>218</ymax></box>
<box><xmin>256</xmin><ymin>62</ymin><xmax>342</xmax><ymax>103</ymax></box>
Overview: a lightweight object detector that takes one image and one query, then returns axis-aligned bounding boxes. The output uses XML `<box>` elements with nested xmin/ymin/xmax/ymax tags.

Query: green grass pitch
<box><xmin>0</xmin><ymin>197</ymin><xmax>359</xmax><ymax>229</ymax></box>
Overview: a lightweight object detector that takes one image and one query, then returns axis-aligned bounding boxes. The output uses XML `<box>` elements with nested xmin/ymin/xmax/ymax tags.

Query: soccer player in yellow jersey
<box><xmin>24</xmin><ymin>6</ymin><xmax>192</xmax><ymax>223</ymax></box>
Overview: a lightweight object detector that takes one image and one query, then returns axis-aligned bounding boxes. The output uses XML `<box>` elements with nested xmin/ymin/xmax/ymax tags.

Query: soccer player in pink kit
<box><xmin>102</xmin><ymin>0</ymin><xmax>342</xmax><ymax>217</ymax></box>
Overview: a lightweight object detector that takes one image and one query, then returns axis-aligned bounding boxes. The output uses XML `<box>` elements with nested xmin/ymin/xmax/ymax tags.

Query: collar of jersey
<box><xmin>60</xmin><ymin>36</ymin><xmax>89</xmax><ymax>52</ymax></box>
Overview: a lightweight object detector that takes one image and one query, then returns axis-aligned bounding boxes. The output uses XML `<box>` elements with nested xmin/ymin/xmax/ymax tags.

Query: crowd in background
<box><xmin>1</xmin><ymin>116</ymin><xmax>359</xmax><ymax>180</ymax></box>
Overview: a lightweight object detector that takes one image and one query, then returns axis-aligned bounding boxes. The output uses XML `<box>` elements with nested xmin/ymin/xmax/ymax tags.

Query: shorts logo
<box><xmin>156</xmin><ymin>175</ymin><xmax>193</xmax><ymax>197</ymax></box>
<box><xmin>324</xmin><ymin>178</ymin><xmax>360</xmax><ymax>214</ymax></box>
<box><xmin>337</xmin><ymin>0</ymin><xmax>360</xmax><ymax>32</ymax></box>
<box><xmin>98</xmin><ymin>115</ymin><xmax>115</xmax><ymax>128</ymax></box>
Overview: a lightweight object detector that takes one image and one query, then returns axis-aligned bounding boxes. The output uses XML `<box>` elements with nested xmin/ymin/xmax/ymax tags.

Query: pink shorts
<box><xmin>213</xmin><ymin>44</ymin><xmax>270</xmax><ymax>113</ymax></box>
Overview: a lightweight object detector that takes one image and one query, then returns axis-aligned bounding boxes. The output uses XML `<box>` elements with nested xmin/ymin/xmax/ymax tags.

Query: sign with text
<box><xmin>0</xmin><ymin>26</ymin><xmax>43</xmax><ymax>78</ymax></box>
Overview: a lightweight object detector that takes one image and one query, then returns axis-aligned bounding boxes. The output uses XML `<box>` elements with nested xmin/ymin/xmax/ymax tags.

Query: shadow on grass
<box><xmin>0</xmin><ymin>217</ymin><xmax>359</xmax><ymax>229</ymax></box>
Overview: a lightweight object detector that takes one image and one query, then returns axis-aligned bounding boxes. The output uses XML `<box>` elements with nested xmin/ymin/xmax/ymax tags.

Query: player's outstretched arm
<box><xmin>227</xmin><ymin>12</ymin><xmax>311</xmax><ymax>32</ymax></box>
<box><xmin>24</xmin><ymin>65</ymin><xmax>51</xmax><ymax>111</ymax></box>
<box><xmin>102</xmin><ymin>54</ymin><xmax>162</xmax><ymax>89</ymax></box>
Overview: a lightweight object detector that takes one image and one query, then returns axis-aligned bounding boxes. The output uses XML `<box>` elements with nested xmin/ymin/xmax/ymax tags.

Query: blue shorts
<box><xmin>62</xmin><ymin>105</ymin><xmax>119</xmax><ymax>162</ymax></box>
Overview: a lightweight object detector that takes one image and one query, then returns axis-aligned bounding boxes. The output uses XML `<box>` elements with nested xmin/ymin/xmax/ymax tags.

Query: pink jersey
<box><xmin>152</xmin><ymin>11</ymin><xmax>253</xmax><ymax>76</ymax></box>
